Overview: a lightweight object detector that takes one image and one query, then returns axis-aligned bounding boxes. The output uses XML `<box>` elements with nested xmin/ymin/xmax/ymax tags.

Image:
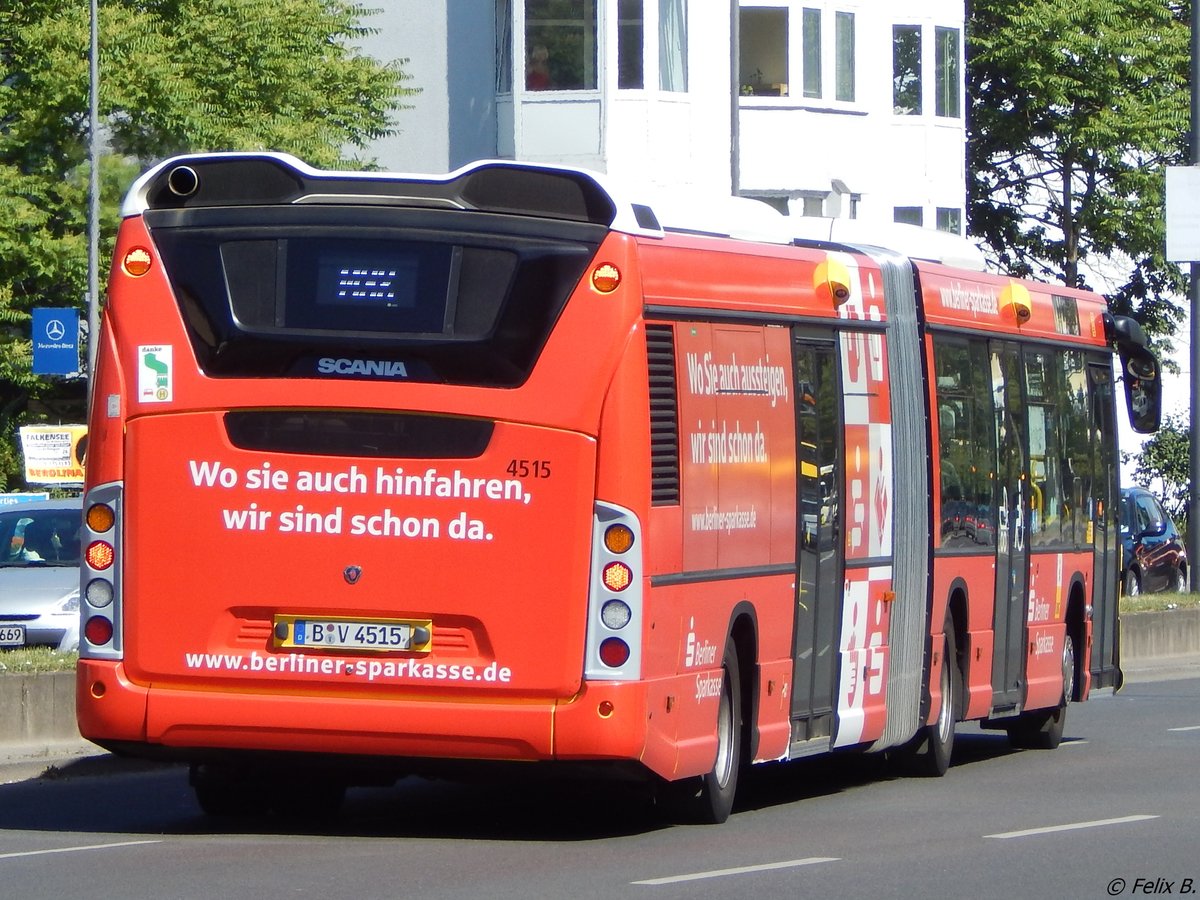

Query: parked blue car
<box><xmin>1120</xmin><ymin>487</ymin><xmax>1188</xmax><ymax>596</ymax></box>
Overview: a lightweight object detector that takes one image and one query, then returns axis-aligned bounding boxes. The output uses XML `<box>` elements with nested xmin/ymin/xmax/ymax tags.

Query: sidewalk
<box><xmin>0</xmin><ymin>739</ymin><xmax>119</xmax><ymax>785</ymax></box>
<box><xmin>1117</xmin><ymin>651</ymin><xmax>1200</xmax><ymax>684</ymax></box>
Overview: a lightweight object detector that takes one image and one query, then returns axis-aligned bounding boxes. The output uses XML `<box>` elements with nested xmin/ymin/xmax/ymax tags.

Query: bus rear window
<box><xmin>146</xmin><ymin>207</ymin><xmax>602</xmax><ymax>386</ymax></box>
<box><xmin>217</xmin><ymin>238</ymin><xmax>481</xmax><ymax>336</ymax></box>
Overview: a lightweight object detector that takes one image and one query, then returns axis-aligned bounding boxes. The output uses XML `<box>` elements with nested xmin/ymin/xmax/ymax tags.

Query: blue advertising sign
<box><xmin>31</xmin><ymin>308</ymin><xmax>80</xmax><ymax>375</ymax></box>
<box><xmin>0</xmin><ymin>492</ymin><xmax>50</xmax><ymax>507</ymax></box>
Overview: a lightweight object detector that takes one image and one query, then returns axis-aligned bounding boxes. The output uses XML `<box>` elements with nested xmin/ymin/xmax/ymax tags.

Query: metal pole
<box><xmin>1190</xmin><ymin>0</ymin><xmax>1200</xmax><ymax>587</ymax></box>
<box><xmin>730</xmin><ymin>0</ymin><xmax>739</xmax><ymax>196</ymax></box>
<box><xmin>86</xmin><ymin>0</ymin><xmax>100</xmax><ymax>404</ymax></box>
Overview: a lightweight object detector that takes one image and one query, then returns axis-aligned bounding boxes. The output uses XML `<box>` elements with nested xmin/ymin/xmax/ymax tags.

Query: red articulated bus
<box><xmin>77</xmin><ymin>154</ymin><xmax>1161</xmax><ymax>822</ymax></box>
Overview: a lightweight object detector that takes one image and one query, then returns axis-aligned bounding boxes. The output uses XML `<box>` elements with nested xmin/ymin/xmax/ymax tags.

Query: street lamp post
<box><xmin>87</xmin><ymin>0</ymin><xmax>100</xmax><ymax>405</ymax></box>
<box><xmin>1191</xmin><ymin>2</ymin><xmax>1200</xmax><ymax>587</ymax></box>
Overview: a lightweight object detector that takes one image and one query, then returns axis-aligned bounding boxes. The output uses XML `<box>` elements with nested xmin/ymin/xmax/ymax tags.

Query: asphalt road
<box><xmin>0</xmin><ymin>673</ymin><xmax>1197</xmax><ymax>900</ymax></box>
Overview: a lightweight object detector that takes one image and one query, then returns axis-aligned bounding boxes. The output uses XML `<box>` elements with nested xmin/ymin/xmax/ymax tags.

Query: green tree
<box><xmin>0</xmin><ymin>0</ymin><xmax>415</xmax><ymax>490</ymax></box>
<box><xmin>966</xmin><ymin>1</ymin><xmax>1189</xmax><ymax>337</ymax></box>
<box><xmin>1126</xmin><ymin>413</ymin><xmax>1190</xmax><ymax>524</ymax></box>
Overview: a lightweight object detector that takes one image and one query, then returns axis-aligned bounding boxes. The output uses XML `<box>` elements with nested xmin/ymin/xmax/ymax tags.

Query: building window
<box><xmin>740</xmin><ymin>7</ymin><xmax>788</xmax><ymax>96</ymax></box>
<box><xmin>660</xmin><ymin>0</ymin><xmax>688</xmax><ymax>91</ymax></box>
<box><xmin>802</xmin><ymin>195</ymin><xmax>825</xmax><ymax>217</ymax></box>
<box><xmin>935</xmin><ymin>26</ymin><xmax>960</xmax><ymax>117</ymax></box>
<box><xmin>618</xmin><ymin>0</ymin><xmax>644</xmax><ymax>89</ymax></box>
<box><xmin>802</xmin><ymin>8</ymin><xmax>821</xmax><ymax>99</ymax></box>
<box><xmin>936</xmin><ymin>207</ymin><xmax>962</xmax><ymax>235</ymax></box>
<box><xmin>835</xmin><ymin>11</ymin><xmax>855</xmax><ymax>102</ymax></box>
<box><xmin>893</xmin><ymin>24</ymin><xmax>922</xmax><ymax>114</ymax></box>
<box><xmin>894</xmin><ymin>206</ymin><xmax>923</xmax><ymax>227</ymax></box>
<box><xmin>525</xmin><ymin>0</ymin><xmax>598</xmax><ymax>91</ymax></box>
<box><xmin>496</xmin><ymin>0</ymin><xmax>514</xmax><ymax>92</ymax></box>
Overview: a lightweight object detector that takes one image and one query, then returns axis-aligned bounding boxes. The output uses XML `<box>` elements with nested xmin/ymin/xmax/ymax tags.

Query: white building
<box><xmin>359</xmin><ymin>1</ymin><xmax>965</xmax><ymax>233</ymax></box>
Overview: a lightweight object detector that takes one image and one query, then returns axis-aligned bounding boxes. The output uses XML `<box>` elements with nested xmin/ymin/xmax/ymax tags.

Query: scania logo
<box><xmin>344</xmin><ymin>565</ymin><xmax>363</xmax><ymax>585</ymax></box>
<box><xmin>317</xmin><ymin>357</ymin><xmax>409</xmax><ymax>378</ymax></box>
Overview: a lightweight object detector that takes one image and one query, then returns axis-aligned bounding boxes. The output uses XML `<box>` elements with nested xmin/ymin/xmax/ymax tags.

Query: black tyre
<box><xmin>1171</xmin><ymin>566</ymin><xmax>1188</xmax><ymax>593</ymax></box>
<box><xmin>906</xmin><ymin>618</ymin><xmax>959</xmax><ymax>777</ymax></box>
<box><xmin>1124</xmin><ymin>568</ymin><xmax>1141</xmax><ymax>597</ymax></box>
<box><xmin>1007</xmin><ymin>633</ymin><xmax>1073</xmax><ymax>751</ymax></box>
<box><xmin>189</xmin><ymin>763</ymin><xmax>270</xmax><ymax>818</ymax></box>
<box><xmin>270</xmin><ymin>779</ymin><xmax>347</xmax><ymax>821</ymax></box>
<box><xmin>660</xmin><ymin>638</ymin><xmax>743</xmax><ymax>824</ymax></box>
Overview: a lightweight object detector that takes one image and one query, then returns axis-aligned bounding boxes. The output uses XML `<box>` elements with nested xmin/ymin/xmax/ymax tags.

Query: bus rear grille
<box><xmin>224</xmin><ymin>411</ymin><xmax>494</xmax><ymax>459</ymax></box>
<box><xmin>646</xmin><ymin>324</ymin><xmax>680</xmax><ymax>505</ymax></box>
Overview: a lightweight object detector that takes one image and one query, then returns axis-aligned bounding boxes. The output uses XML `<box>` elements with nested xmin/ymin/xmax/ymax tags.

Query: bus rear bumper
<box><xmin>76</xmin><ymin>660</ymin><xmax>680</xmax><ymax>778</ymax></box>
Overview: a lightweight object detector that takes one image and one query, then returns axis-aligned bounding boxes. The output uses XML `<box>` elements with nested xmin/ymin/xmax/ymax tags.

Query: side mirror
<box><xmin>1119</xmin><ymin>345</ymin><xmax>1161</xmax><ymax>434</ymax></box>
<box><xmin>1137</xmin><ymin>520</ymin><xmax>1168</xmax><ymax>539</ymax></box>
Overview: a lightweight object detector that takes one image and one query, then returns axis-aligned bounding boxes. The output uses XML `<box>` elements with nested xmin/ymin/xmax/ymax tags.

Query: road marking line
<box><xmin>1168</xmin><ymin>725</ymin><xmax>1200</xmax><ymax>732</ymax></box>
<box><xmin>0</xmin><ymin>840</ymin><xmax>161</xmax><ymax>860</ymax></box>
<box><xmin>984</xmin><ymin>815</ymin><xmax>1158</xmax><ymax>840</ymax></box>
<box><xmin>633</xmin><ymin>857</ymin><xmax>840</xmax><ymax>885</ymax></box>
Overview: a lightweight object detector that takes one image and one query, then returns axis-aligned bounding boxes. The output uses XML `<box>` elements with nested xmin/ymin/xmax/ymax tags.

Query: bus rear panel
<box><xmin>80</xmin><ymin>156</ymin><xmax>653</xmax><ymax>767</ymax></box>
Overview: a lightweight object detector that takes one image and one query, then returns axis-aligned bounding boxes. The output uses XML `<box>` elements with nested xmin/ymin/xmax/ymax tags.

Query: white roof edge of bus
<box><xmin>121</xmin><ymin>152</ymin><xmax>651</xmax><ymax>223</ymax></box>
<box><xmin>123</xmin><ymin>151</ymin><xmax>314</xmax><ymax>217</ymax></box>
<box><xmin>790</xmin><ymin>216</ymin><xmax>989</xmax><ymax>271</ymax></box>
<box><xmin>624</xmin><ymin>187</ymin><xmax>795</xmax><ymax>244</ymax></box>
<box><xmin>120</xmin><ymin>155</ymin><xmax>983</xmax><ymax>272</ymax></box>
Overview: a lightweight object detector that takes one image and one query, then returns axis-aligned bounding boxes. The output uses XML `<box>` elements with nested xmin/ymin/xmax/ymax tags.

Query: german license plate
<box><xmin>0</xmin><ymin>624</ymin><xmax>26</xmax><ymax>648</ymax></box>
<box><xmin>272</xmin><ymin>615</ymin><xmax>432</xmax><ymax>653</ymax></box>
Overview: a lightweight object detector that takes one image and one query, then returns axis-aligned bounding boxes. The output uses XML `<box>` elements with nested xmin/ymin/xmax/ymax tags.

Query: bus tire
<box><xmin>906</xmin><ymin>619</ymin><xmax>959</xmax><ymax>777</ymax></box>
<box><xmin>659</xmin><ymin>638</ymin><xmax>743</xmax><ymax>824</ymax></box>
<box><xmin>189</xmin><ymin>763</ymin><xmax>270</xmax><ymax>818</ymax></box>
<box><xmin>1007</xmin><ymin>633</ymin><xmax>1073</xmax><ymax>750</ymax></box>
<box><xmin>270</xmin><ymin>778</ymin><xmax>346</xmax><ymax>821</ymax></box>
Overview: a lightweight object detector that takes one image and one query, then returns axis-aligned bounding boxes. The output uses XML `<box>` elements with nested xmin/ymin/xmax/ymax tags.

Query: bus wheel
<box><xmin>1007</xmin><ymin>633</ymin><xmax>1073</xmax><ymax>750</ymax></box>
<box><xmin>659</xmin><ymin>639</ymin><xmax>743</xmax><ymax>824</ymax></box>
<box><xmin>189</xmin><ymin>763</ymin><xmax>270</xmax><ymax>818</ymax></box>
<box><xmin>270</xmin><ymin>778</ymin><xmax>346</xmax><ymax>821</ymax></box>
<box><xmin>906</xmin><ymin>620</ymin><xmax>959</xmax><ymax>777</ymax></box>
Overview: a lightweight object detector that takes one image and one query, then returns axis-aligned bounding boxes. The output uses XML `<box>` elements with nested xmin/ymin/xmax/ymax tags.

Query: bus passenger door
<box><xmin>1088</xmin><ymin>361</ymin><xmax>1121</xmax><ymax>689</ymax></box>
<box><xmin>991</xmin><ymin>343</ymin><xmax>1029</xmax><ymax>711</ymax></box>
<box><xmin>791</xmin><ymin>338</ymin><xmax>841</xmax><ymax>741</ymax></box>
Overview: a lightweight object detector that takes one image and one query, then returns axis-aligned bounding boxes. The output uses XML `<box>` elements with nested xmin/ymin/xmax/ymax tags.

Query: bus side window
<box><xmin>933</xmin><ymin>337</ymin><xmax>995</xmax><ymax>548</ymax></box>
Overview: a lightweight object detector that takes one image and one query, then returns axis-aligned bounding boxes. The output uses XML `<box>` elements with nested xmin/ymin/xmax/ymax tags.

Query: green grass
<box><xmin>1120</xmin><ymin>591</ymin><xmax>1200</xmax><ymax>614</ymax></box>
<box><xmin>0</xmin><ymin>648</ymin><xmax>78</xmax><ymax>674</ymax></box>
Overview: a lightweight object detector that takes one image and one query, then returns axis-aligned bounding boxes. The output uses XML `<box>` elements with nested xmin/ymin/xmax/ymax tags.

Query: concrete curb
<box><xmin>0</xmin><ymin>672</ymin><xmax>79</xmax><ymax>750</ymax></box>
<box><xmin>2</xmin><ymin>610</ymin><xmax>1197</xmax><ymax>758</ymax></box>
<box><xmin>1120</xmin><ymin>607</ymin><xmax>1200</xmax><ymax>660</ymax></box>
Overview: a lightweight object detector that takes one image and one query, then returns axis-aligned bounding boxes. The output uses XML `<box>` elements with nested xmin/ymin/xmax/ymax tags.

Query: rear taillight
<box><xmin>584</xmin><ymin>502</ymin><xmax>643</xmax><ymax>680</ymax></box>
<box><xmin>80</xmin><ymin>484</ymin><xmax>123</xmax><ymax>660</ymax></box>
<box><xmin>602</xmin><ymin>561</ymin><xmax>632</xmax><ymax>591</ymax></box>
<box><xmin>599</xmin><ymin>637</ymin><xmax>630</xmax><ymax>668</ymax></box>
<box><xmin>85</xmin><ymin>541</ymin><xmax>114</xmax><ymax>570</ymax></box>
<box><xmin>84</xmin><ymin>616</ymin><xmax>114</xmax><ymax>645</ymax></box>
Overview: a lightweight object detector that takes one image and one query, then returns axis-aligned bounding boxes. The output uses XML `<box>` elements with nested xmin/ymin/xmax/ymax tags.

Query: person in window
<box><xmin>19</xmin><ymin>520</ymin><xmax>51</xmax><ymax>562</ymax></box>
<box><xmin>526</xmin><ymin>44</ymin><xmax>552</xmax><ymax>90</ymax></box>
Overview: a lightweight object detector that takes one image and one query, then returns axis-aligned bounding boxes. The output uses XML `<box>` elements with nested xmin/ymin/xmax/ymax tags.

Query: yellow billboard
<box><xmin>19</xmin><ymin>425</ymin><xmax>87</xmax><ymax>484</ymax></box>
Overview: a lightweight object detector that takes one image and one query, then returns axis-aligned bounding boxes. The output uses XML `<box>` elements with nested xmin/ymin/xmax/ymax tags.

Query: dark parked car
<box><xmin>1120</xmin><ymin>487</ymin><xmax>1188</xmax><ymax>596</ymax></box>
